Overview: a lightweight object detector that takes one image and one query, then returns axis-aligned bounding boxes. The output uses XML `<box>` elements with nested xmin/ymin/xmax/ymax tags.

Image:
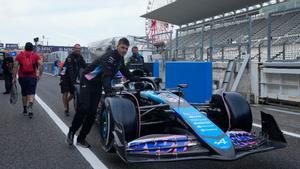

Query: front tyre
<box><xmin>98</xmin><ymin>101</ymin><xmax>114</xmax><ymax>152</ymax></box>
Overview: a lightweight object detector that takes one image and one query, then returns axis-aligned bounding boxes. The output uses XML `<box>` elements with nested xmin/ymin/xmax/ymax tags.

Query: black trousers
<box><xmin>69</xmin><ymin>78</ymin><xmax>102</xmax><ymax>141</ymax></box>
<box><xmin>4</xmin><ymin>73</ymin><xmax>12</xmax><ymax>93</ymax></box>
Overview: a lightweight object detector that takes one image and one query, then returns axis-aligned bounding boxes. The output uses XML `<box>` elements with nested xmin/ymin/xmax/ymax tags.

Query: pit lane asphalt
<box><xmin>0</xmin><ymin>75</ymin><xmax>299</xmax><ymax>169</ymax></box>
<box><xmin>0</xmin><ymin>79</ymin><xmax>92</xmax><ymax>169</ymax></box>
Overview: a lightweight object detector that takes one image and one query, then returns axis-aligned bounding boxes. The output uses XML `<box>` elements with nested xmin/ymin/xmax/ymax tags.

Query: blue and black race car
<box><xmin>95</xmin><ymin>77</ymin><xmax>286</xmax><ymax>163</ymax></box>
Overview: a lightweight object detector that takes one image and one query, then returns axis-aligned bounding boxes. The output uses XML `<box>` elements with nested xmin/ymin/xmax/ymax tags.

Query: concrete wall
<box><xmin>212</xmin><ymin>62</ymin><xmax>227</xmax><ymax>90</ymax></box>
<box><xmin>250</xmin><ymin>61</ymin><xmax>259</xmax><ymax>103</ymax></box>
<box><xmin>212</xmin><ymin>60</ymin><xmax>300</xmax><ymax>104</ymax></box>
<box><xmin>260</xmin><ymin>64</ymin><xmax>300</xmax><ymax>103</ymax></box>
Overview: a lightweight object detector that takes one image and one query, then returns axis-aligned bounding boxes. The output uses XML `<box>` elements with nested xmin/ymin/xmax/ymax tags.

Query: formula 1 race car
<box><xmin>95</xmin><ymin>77</ymin><xmax>287</xmax><ymax>163</ymax></box>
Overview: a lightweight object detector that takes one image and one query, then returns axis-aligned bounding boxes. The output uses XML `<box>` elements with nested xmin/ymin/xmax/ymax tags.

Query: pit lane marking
<box><xmin>35</xmin><ymin>95</ymin><xmax>108</xmax><ymax>169</ymax></box>
<box><xmin>43</xmin><ymin>72</ymin><xmax>56</xmax><ymax>76</ymax></box>
<box><xmin>264</xmin><ymin>108</ymin><xmax>300</xmax><ymax>116</ymax></box>
<box><xmin>252</xmin><ymin>123</ymin><xmax>300</xmax><ymax>139</ymax></box>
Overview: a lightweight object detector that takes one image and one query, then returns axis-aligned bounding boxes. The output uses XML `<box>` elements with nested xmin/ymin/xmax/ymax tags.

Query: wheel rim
<box><xmin>100</xmin><ymin>110</ymin><xmax>109</xmax><ymax>145</ymax></box>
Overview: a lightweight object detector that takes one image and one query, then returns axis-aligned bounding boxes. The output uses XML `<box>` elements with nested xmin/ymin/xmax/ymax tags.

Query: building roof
<box><xmin>141</xmin><ymin>0</ymin><xmax>269</xmax><ymax>25</ymax></box>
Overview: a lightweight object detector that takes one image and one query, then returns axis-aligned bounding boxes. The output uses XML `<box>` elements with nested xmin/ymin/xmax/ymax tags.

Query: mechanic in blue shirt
<box><xmin>66</xmin><ymin>38</ymin><xmax>139</xmax><ymax>148</ymax></box>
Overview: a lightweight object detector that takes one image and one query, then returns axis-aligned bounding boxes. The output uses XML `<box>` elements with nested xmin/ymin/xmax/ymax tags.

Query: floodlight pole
<box><xmin>267</xmin><ymin>13</ymin><xmax>272</xmax><ymax>62</ymax></box>
<box><xmin>169</xmin><ymin>31</ymin><xmax>173</xmax><ymax>61</ymax></box>
<box><xmin>209</xmin><ymin>23</ymin><xmax>213</xmax><ymax>61</ymax></box>
<box><xmin>33</xmin><ymin>37</ymin><xmax>39</xmax><ymax>53</ymax></box>
<box><xmin>247</xmin><ymin>16</ymin><xmax>252</xmax><ymax>58</ymax></box>
<box><xmin>200</xmin><ymin>25</ymin><xmax>204</xmax><ymax>61</ymax></box>
<box><xmin>175</xmin><ymin>28</ymin><xmax>179</xmax><ymax>59</ymax></box>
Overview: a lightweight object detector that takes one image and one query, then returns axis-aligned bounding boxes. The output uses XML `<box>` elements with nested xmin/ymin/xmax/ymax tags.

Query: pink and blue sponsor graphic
<box><xmin>227</xmin><ymin>131</ymin><xmax>260</xmax><ymax>149</ymax></box>
<box><xmin>85</xmin><ymin>66</ymin><xmax>102</xmax><ymax>80</ymax></box>
<box><xmin>127</xmin><ymin>135</ymin><xmax>194</xmax><ymax>154</ymax></box>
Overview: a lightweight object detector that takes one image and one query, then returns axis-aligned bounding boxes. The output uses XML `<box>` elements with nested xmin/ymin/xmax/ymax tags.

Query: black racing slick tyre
<box><xmin>98</xmin><ymin>101</ymin><xmax>114</xmax><ymax>152</ymax></box>
<box><xmin>209</xmin><ymin>92</ymin><xmax>253</xmax><ymax>132</ymax></box>
<box><xmin>223</xmin><ymin>92</ymin><xmax>253</xmax><ymax>132</ymax></box>
<box><xmin>98</xmin><ymin>97</ymin><xmax>138</xmax><ymax>152</ymax></box>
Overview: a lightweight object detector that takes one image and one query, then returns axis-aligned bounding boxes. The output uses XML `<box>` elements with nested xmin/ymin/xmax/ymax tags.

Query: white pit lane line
<box><xmin>35</xmin><ymin>95</ymin><xmax>108</xmax><ymax>169</ymax></box>
<box><xmin>264</xmin><ymin>107</ymin><xmax>300</xmax><ymax>116</ymax></box>
<box><xmin>252</xmin><ymin>123</ymin><xmax>300</xmax><ymax>139</ymax></box>
<box><xmin>43</xmin><ymin>72</ymin><xmax>56</xmax><ymax>76</ymax></box>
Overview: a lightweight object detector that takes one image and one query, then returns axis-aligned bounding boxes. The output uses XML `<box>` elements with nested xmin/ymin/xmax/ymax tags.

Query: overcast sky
<box><xmin>0</xmin><ymin>0</ymin><xmax>148</xmax><ymax>46</ymax></box>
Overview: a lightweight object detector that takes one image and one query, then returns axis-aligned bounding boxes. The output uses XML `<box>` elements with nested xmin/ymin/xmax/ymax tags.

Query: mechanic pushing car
<box><xmin>66</xmin><ymin>37</ymin><xmax>139</xmax><ymax>148</ymax></box>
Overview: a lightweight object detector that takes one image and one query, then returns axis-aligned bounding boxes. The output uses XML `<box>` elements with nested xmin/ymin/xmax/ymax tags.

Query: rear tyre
<box><xmin>209</xmin><ymin>92</ymin><xmax>253</xmax><ymax>132</ymax></box>
<box><xmin>223</xmin><ymin>92</ymin><xmax>253</xmax><ymax>132</ymax></box>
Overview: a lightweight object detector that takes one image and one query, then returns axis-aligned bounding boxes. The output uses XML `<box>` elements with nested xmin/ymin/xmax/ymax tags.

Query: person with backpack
<box><xmin>12</xmin><ymin>42</ymin><xmax>44</xmax><ymax>118</ymax></box>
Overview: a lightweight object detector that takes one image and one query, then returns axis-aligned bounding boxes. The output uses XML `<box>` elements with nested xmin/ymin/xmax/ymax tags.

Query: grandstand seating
<box><xmin>171</xmin><ymin>10</ymin><xmax>300</xmax><ymax>61</ymax></box>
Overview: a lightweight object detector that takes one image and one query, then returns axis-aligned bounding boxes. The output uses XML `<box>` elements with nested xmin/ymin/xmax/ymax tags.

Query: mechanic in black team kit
<box><xmin>66</xmin><ymin>38</ymin><xmax>139</xmax><ymax>148</ymax></box>
<box><xmin>127</xmin><ymin>46</ymin><xmax>144</xmax><ymax>67</ymax></box>
<box><xmin>60</xmin><ymin>44</ymin><xmax>86</xmax><ymax>116</ymax></box>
